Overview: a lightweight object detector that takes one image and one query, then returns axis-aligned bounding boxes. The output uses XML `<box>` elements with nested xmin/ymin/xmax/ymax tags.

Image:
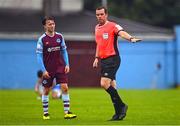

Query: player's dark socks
<box><xmin>106</xmin><ymin>85</ymin><xmax>125</xmax><ymax>115</ymax></box>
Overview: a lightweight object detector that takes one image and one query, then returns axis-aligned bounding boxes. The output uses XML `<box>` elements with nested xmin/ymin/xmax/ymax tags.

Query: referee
<box><xmin>93</xmin><ymin>6</ymin><xmax>141</xmax><ymax>121</ymax></box>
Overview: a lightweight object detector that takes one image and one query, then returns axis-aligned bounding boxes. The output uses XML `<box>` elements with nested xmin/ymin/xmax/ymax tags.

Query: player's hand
<box><xmin>131</xmin><ymin>38</ymin><xmax>142</xmax><ymax>43</ymax></box>
<box><xmin>43</xmin><ymin>71</ymin><xmax>50</xmax><ymax>79</ymax></box>
<box><xmin>93</xmin><ymin>58</ymin><xmax>98</xmax><ymax>68</ymax></box>
<box><xmin>65</xmin><ymin>65</ymin><xmax>70</xmax><ymax>73</ymax></box>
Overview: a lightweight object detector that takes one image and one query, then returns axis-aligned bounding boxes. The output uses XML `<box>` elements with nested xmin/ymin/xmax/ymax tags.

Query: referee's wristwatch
<box><xmin>95</xmin><ymin>56</ymin><xmax>99</xmax><ymax>59</ymax></box>
<box><xmin>129</xmin><ymin>37</ymin><xmax>134</xmax><ymax>42</ymax></box>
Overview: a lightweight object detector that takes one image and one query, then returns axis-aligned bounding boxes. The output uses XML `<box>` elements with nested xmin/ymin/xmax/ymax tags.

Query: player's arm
<box><xmin>36</xmin><ymin>38</ymin><xmax>50</xmax><ymax>78</ymax></box>
<box><xmin>60</xmin><ymin>36</ymin><xmax>70</xmax><ymax>73</ymax></box>
<box><xmin>34</xmin><ymin>80</ymin><xmax>39</xmax><ymax>92</ymax></box>
<box><xmin>118</xmin><ymin>31</ymin><xmax>141</xmax><ymax>43</ymax></box>
<box><xmin>61</xmin><ymin>49</ymin><xmax>70</xmax><ymax>73</ymax></box>
<box><xmin>35</xmin><ymin>77</ymin><xmax>42</xmax><ymax>91</ymax></box>
<box><xmin>60</xmin><ymin>49</ymin><xmax>69</xmax><ymax>66</ymax></box>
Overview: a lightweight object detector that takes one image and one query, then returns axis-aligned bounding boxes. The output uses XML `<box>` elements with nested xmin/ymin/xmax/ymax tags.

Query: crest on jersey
<box><xmin>56</xmin><ymin>38</ymin><xmax>61</xmax><ymax>43</ymax></box>
<box><xmin>103</xmin><ymin>33</ymin><xmax>109</xmax><ymax>40</ymax></box>
<box><xmin>42</xmin><ymin>80</ymin><xmax>47</xmax><ymax>84</ymax></box>
<box><xmin>45</xmin><ymin>41</ymin><xmax>49</xmax><ymax>45</ymax></box>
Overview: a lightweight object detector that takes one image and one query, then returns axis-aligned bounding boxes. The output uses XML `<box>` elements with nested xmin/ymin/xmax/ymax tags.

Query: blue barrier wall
<box><xmin>0</xmin><ymin>40</ymin><xmax>38</xmax><ymax>89</ymax></box>
<box><xmin>116</xmin><ymin>25</ymin><xmax>180</xmax><ymax>89</ymax></box>
<box><xmin>0</xmin><ymin>27</ymin><xmax>180</xmax><ymax>89</ymax></box>
<box><xmin>116</xmin><ymin>40</ymin><xmax>175</xmax><ymax>89</ymax></box>
<box><xmin>175</xmin><ymin>26</ymin><xmax>180</xmax><ymax>87</ymax></box>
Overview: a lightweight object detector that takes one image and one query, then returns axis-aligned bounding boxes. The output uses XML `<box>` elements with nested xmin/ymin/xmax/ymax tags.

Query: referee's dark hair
<box><xmin>42</xmin><ymin>16</ymin><xmax>55</xmax><ymax>25</ymax></box>
<box><xmin>37</xmin><ymin>70</ymin><xmax>43</xmax><ymax>78</ymax></box>
<box><xmin>96</xmin><ymin>6</ymin><xmax>108</xmax><ymax>14</ymax></box>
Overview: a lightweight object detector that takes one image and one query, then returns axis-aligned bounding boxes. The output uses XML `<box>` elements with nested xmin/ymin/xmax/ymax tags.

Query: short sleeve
<box><xmin>114</xmin><ymin>24</ymin><xmax>123</xmax><ymax>34</ymax></box>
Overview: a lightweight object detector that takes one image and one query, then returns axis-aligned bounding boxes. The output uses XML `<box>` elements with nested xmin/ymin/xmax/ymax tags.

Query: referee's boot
<box><xmin>109</xmin><ymin>104</ymin><xmax>128</xmax><ymax>121</ymax></box>
<box><xmin>119</xmin><ymin>104</ymin><xmax>128</xmax><ymax>120</ymax></box>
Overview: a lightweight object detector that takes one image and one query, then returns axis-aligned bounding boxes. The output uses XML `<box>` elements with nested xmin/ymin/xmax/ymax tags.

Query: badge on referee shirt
<box><xmin>103</xmin><ymin>33</ymin><xmax>109</xmax><ymax>40</ymax></box>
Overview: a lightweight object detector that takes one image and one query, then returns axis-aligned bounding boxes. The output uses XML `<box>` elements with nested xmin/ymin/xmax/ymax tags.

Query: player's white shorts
<box><xmin>39</xmin><ymin>84</ymin><xmax>44</xmax><ymax>94</ymax></box>
<box><xmin>52</xmin><ymin>84</ymin><xmax>62</xmax><ymax>97</ymax></box>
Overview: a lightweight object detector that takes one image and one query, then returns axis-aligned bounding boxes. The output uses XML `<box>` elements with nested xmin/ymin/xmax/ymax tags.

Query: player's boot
<box><xmin>43</xmin><ymin>113</ymin><xmax>50</xmax><ymax>120</ymax></box>
<box><xmin>64</xmin><ymin>111</ymin><xmax>77</xmax><ymax>119</ymax></box>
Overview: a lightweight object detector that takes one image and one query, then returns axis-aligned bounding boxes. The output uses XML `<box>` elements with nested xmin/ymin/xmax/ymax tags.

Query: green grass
<box><xmin>0</xmin><ymin>88</ymin><xmax>180</xmax><ymax>125</ymax></box>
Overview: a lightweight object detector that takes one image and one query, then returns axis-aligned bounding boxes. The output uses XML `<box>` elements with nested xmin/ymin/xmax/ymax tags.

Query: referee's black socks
<box><xmin>106</xmin><ymin>85</ymin><xmax>125</xmax><ymax>115</ymax></box>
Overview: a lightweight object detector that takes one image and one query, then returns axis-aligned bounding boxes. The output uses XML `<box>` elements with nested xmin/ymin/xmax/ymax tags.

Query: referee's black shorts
<box><xmin>100</xmin><ymin>55</ymin><xmax>121</xmax><ymax>80</ymax></box>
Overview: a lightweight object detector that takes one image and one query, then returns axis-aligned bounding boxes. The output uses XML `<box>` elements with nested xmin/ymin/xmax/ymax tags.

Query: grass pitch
<box><xmin>0</xmin><ymin>88</ymin><xmax>180</xmax><ymax>125</ymax></box>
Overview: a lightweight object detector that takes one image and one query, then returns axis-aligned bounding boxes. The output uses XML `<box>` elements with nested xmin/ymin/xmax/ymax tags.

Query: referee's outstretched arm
<box><xmin>118</xmin><ymin>30</ymin><xmax>142</xmax><ymax>43</ymax></box>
